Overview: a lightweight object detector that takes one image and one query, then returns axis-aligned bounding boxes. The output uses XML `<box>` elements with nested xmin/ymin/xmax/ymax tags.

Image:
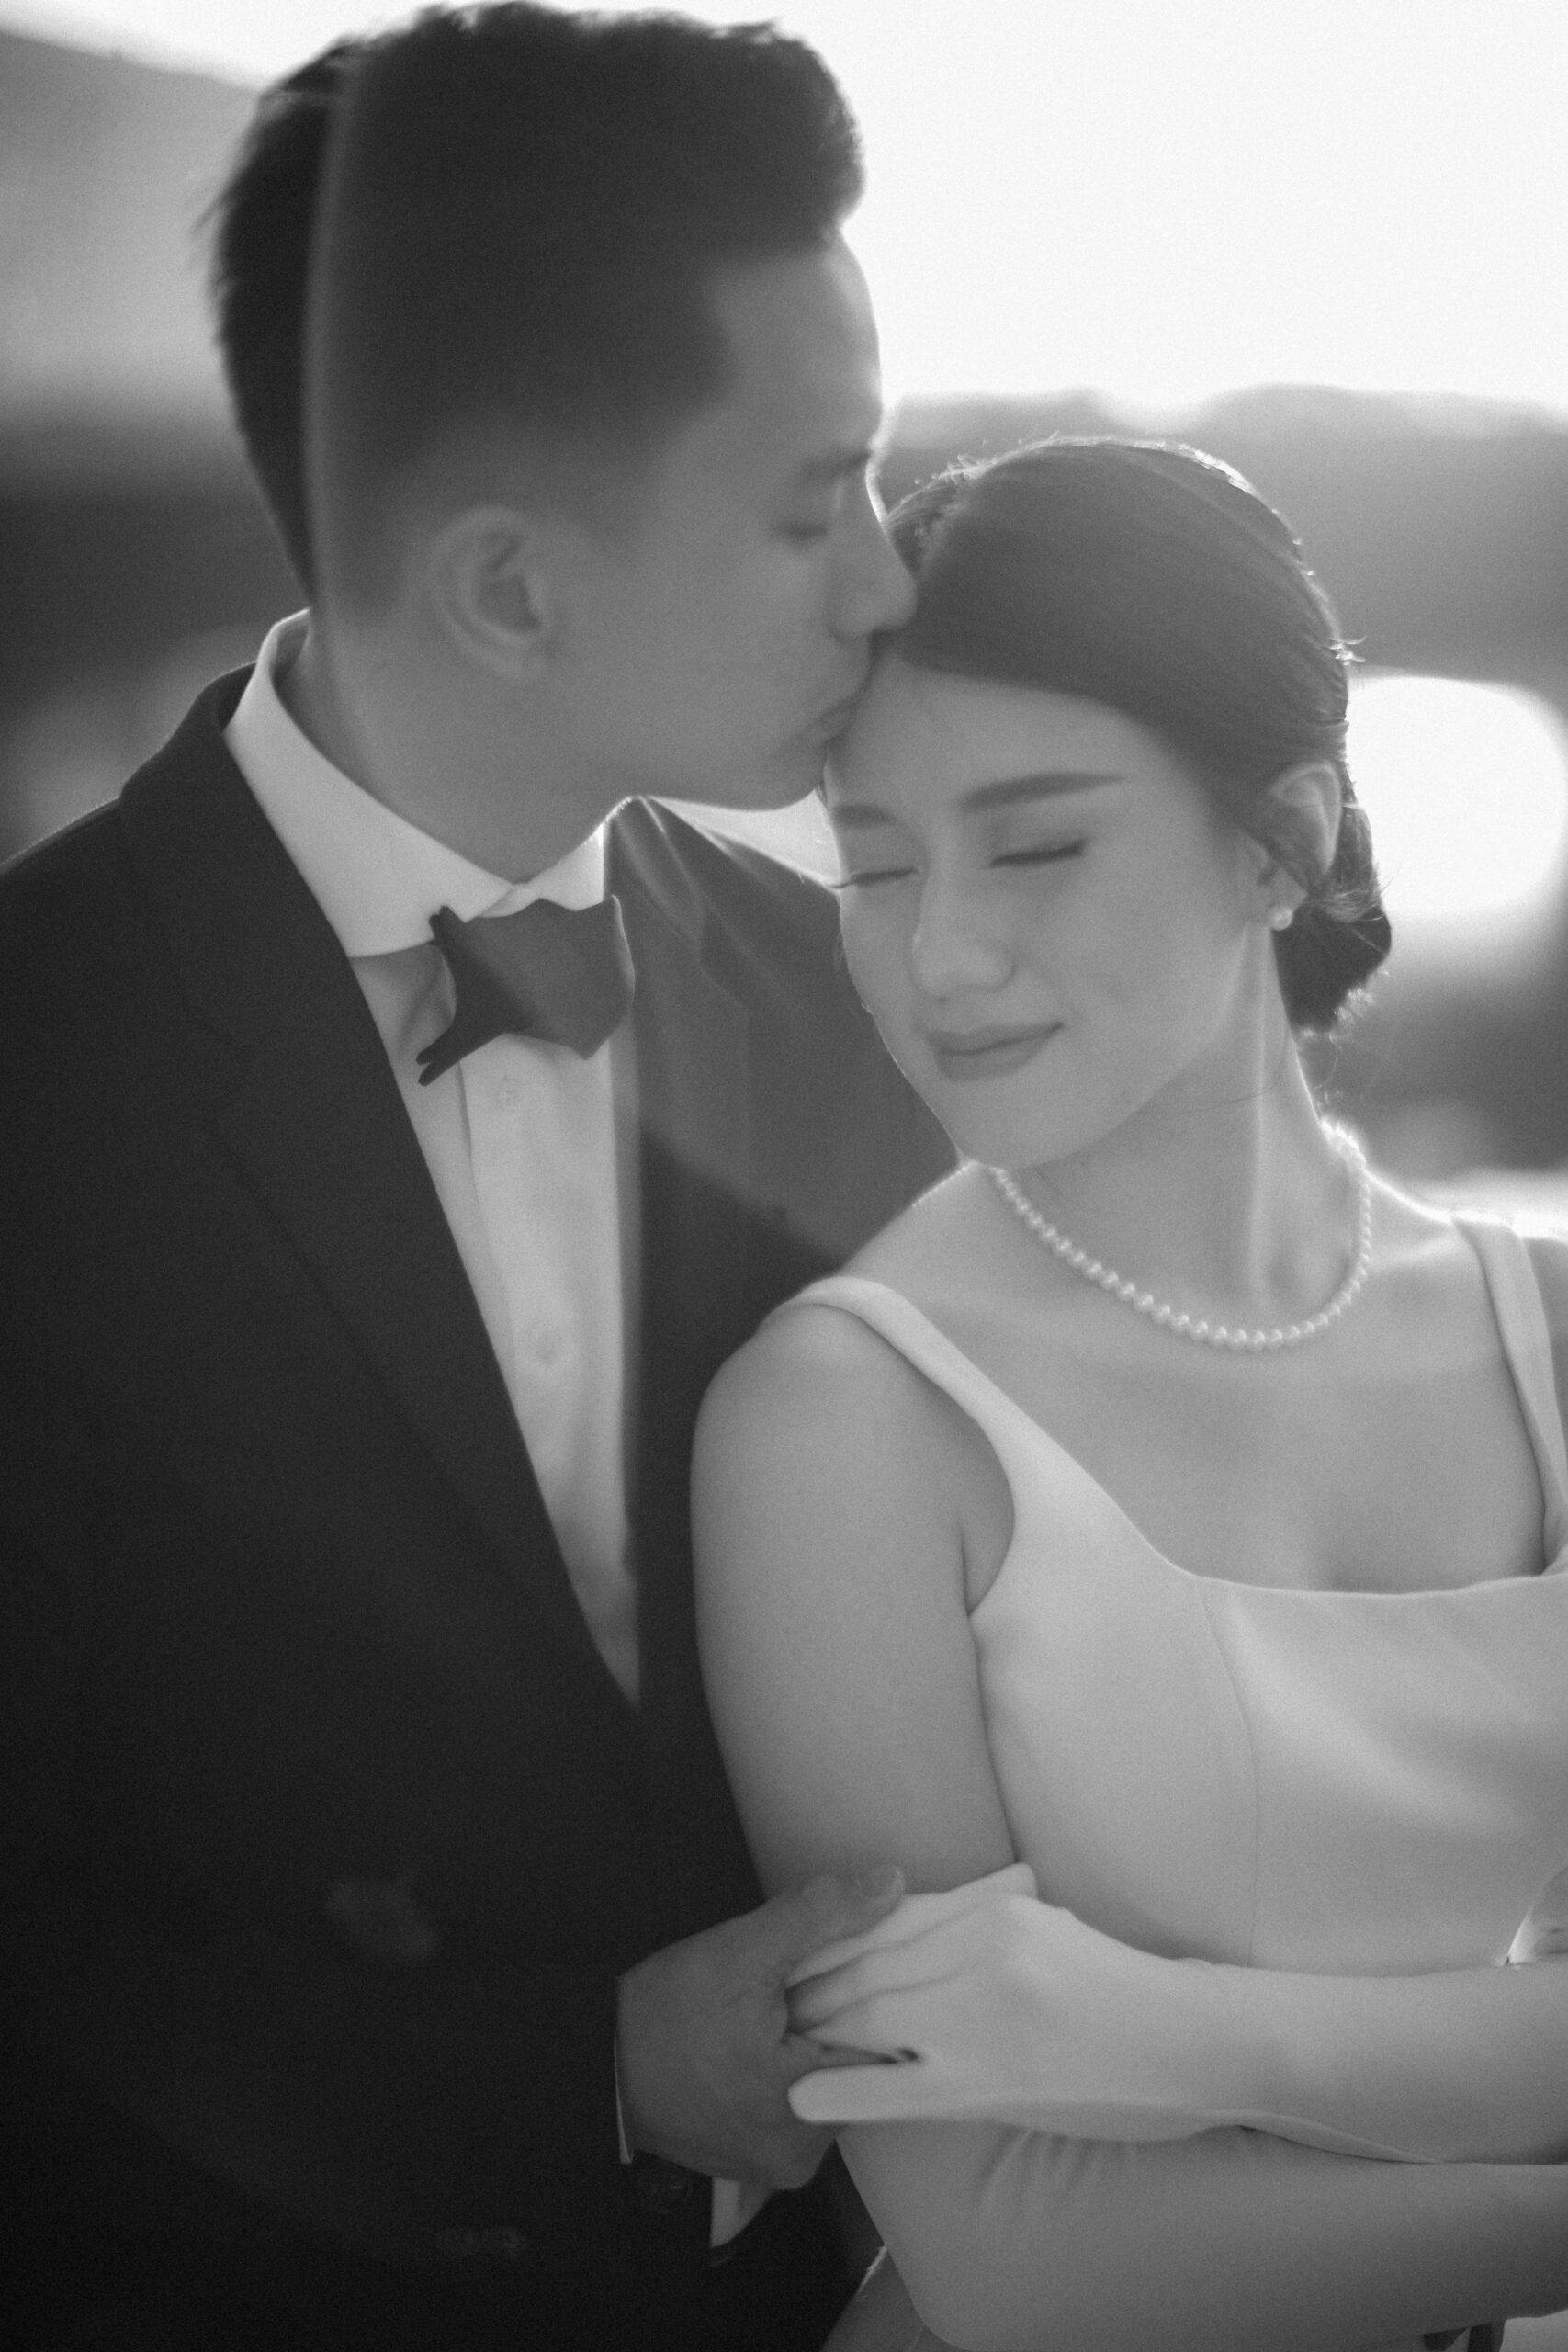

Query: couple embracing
<box><xmin>4</xmin><ymin>9</ymin><xmax>1567</xmax><ymax>2352</ymax></box>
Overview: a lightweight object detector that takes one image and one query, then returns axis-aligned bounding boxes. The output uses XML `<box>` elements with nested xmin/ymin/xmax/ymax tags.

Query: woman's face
<box><xmin>825</xmin><ymin>657</ymin><xmax>1271</xmax><ymax>1171</ymax></box>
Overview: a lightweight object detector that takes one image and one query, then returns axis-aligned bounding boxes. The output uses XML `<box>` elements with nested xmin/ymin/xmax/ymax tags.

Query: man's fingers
<box><xmin>778</xmin><ymin>2006</ymin><xmax>903</xmax><ymax>2073</ymax></box>
<box><xmin>784</xmin><ymin>1862</ymin><xmax>1038</xmax><ymax>1989</ymax></box>
<box><xmin>789</xmin><ymin>1962</ymin><xmax>863</xmax><ymax>2033</ymax></box>
<box><xmin>788</xmin><ymin>1988</ymin><xmax>909</xmax><ymax>2064</ymax></box>
<box><xmin>789</xmin><ymin>1947</ymin><xmax>938</xmax><ymax>2032</ymax></box>
<box><xmin>790</xmin><ymin>1930</ymin><xmax>987</xmax><ymax>2034</ymax></box>
<box><xmin>751</xmin><ymin>1865</ymin><xmax>907</xmax><ymax>1974</ymax></box>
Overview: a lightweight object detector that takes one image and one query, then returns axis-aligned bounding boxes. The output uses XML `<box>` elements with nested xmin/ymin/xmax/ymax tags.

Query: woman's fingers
<box><xmin>791</xmin><ymin>1956</ymin><xmax>903</xmax><ymax>2031</ymax></box>
<box><xmin>784</xmin><ymin>1863</ymin><xmax>1037</xmax><ymax>1989</ymax></box>
<box><xmin>789</xmin><ymin>2058</ymin><xmax>939</xmax><ymax>2124</ymax></box>
<box><xmin>788</xmin><ymin>1934</ymin><xmax>976</xmax><ymax>2033</ymax></box>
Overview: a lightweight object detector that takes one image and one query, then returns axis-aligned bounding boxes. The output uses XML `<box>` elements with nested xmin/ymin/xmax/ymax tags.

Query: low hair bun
<box><xmin>1276</xmin><ymin>791</ymin><xmax>1392</xmax><ymax>1031</ymax></box>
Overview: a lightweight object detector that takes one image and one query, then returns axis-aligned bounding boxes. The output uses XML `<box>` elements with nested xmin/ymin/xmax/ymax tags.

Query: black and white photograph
<box><xmin>2</xmin><ymin>4</ymin><xmax>1566</xmax><ymax>2346</ymax></box>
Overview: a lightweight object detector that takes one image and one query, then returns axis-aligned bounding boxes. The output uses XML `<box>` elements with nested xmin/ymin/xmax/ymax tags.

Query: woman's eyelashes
<box><xmin>829</xmin><ymin>864</ymin><xmax>914</xmax><ymax>891</ymax></box>
<box><xmin>991</xmin><ymin>840</ymin><xmax>1086</xmax><ymax>869</ymax></box>
<box><xmin>831</xmin><ymin>839</ymin><xmax>1086</xmax><ymax>889</ymax></box>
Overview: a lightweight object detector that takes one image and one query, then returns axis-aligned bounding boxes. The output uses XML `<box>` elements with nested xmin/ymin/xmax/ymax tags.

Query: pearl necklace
<box><xmin>985</xmin><ymin>1126</ymin><xmax>1373</xmax><ymax>1353</ymax></box>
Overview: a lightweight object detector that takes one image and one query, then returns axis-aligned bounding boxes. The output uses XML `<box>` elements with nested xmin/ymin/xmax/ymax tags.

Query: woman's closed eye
<box><xmin>829</xmin><ymin>864</ymin><xmax>917</xmax><ymax>891</ymax></box>
<box><xmin>830</xmin><ymin>841</ymin><xmax>1085</xmax><ymax>889</ymax></box>
<box><xmin>991</xmin><ymin>840</ymin><xmax>1085</xmax><ymax>869</ymax></box>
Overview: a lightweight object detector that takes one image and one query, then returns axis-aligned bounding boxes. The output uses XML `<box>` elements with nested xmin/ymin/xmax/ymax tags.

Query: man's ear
<box><xmin>423</xmin><ymin>504</ymin><xmax>556</xmax><ymax>680</ymax></box>
<box><xmin>1249</xmin><ymin>760</ymin><xmax>1343</xmax><ymax>920</ymax></box>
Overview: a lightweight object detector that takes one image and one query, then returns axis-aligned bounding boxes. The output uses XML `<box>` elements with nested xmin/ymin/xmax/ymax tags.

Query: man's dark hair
<box><xmin>209</xmin><ymin>6</ymin><xmax>863</xmax><ymax>598</ymax></box>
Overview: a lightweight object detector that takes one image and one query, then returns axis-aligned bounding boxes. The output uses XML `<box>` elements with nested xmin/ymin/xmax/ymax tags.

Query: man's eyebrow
<box><xmin>831</xmin><ymin>772</ymin><xmax>1123</xmax><ymax>828</ymax></box>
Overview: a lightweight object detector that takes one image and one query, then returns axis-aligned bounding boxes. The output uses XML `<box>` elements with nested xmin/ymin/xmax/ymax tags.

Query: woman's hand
<box><xmin>791</xmin><ymin>1860</ymin><xmax>1568</xmax><ymax>2167</ymax></box>
<box><xmin>788</xmin><ymin>1865</ymin><xmax>1235</xmax><ymax>2139</ymax></box>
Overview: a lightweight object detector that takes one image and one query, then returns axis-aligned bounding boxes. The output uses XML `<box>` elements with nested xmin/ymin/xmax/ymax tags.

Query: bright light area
<box><xmin>1348</xmin><ymin>674</ymin><xmax>1568</xmax><ymax>937</ymax></box>
<box><xmin>4</xmin><ymin>0</ymin><xmax>1565</xmax><ymax>416</ymax></box>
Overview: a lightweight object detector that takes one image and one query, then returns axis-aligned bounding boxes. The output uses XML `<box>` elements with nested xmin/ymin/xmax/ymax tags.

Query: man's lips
<box><xmin>925</xmin><ymin>1023</ymin><xmax>1060</xmax><ymax>1082</ymax></box>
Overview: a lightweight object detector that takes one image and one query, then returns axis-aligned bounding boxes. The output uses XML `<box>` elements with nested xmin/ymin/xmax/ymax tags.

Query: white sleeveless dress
<box><xmin>784</xmin><ymin>1216</ymin><xmax>1568</xmax><ymax>2350</ymax></box>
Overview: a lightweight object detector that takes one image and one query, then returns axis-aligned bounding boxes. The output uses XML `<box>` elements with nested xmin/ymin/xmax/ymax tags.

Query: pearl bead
<box><xmin>986</xmin><ymin>1126</ymin><xmax>1373</xmax><ymax>1355</ymax></box>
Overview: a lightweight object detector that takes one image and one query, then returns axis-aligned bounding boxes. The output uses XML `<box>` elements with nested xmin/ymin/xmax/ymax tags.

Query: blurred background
<box><xmin>1</xmin><ymin>0</ymin><xmax>1565</xmax><ymax>1223</ymax></box>
<box><xmin>4</xmin><ymin>21</ymin><xmax>1566</xmax><ymax>2345</ymax></box>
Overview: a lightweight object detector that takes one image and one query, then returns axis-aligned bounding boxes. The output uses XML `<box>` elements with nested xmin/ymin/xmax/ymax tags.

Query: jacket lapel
<box><xmin>610</xmin><ymin>805</ymin><xmax>760</xmax><ymax>1749</ymax></box>
<box><xmin>119</xmin><ymin>680</ymin><xmax>602</xmax><ymax>1665</ymax></box>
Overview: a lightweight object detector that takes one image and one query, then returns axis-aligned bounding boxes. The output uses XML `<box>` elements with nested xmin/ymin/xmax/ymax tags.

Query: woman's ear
<box><xmin>422</xmin><ymin>503</ymin><xmax>555</xmax><ymax>680</ymax></box>
<box><xmin>1251</xmin><ymin>761</ymin><xmax>1344</xmax><ymax>922</ymax></box>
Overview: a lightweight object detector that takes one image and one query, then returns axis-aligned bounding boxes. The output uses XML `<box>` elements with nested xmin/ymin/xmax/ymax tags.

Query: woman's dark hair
<box><xmin>888</xmin><ymin>439</ymin><xmax>1391</xmax><ymax>1031</ymax></box>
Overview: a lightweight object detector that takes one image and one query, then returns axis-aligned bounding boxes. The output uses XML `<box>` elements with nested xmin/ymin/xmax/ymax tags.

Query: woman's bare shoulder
<box><xmin>702</xmin><ymin>1165</ymin><xmax>1011</xmax><ymax>1469</ymax></box>
<box><xmin>699</xmin><ymin>1261</ymin><xmax>968</xmax><ymax>1492</ymax></box>
<box><xmin>699</xmin><ymin>1193</ymin><xmax>1016</xmax><ymax>1618</ymax></box>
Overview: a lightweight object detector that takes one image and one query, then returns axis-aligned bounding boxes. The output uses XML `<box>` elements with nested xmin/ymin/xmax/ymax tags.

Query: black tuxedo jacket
<box><xmin>0</xmin><ymin>672</ymin><xmax>952</xmax><ymax>2346</ymax></box>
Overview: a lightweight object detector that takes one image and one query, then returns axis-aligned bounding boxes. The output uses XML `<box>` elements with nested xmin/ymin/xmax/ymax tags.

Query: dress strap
<box><xmin>773</xmin><ymin>1274</ymin><xmax>1047</xmax><ymax>1468</ymax></box>
<box><xmin>1459</xmin><ymin>1216</ymin><xmax>1568</xmax><ymax>1562</ymax></box>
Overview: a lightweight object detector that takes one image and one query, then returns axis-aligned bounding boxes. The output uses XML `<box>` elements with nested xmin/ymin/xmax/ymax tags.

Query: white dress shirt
<box><xmin>227</xmin><ymin>618</ymin><xmax>761</xmax><ymax>2246</ymax></box>
<box><xmin>226</xmin><ymin>614</ymin><xmax>640</xmax><ymax>1701</ymax></box>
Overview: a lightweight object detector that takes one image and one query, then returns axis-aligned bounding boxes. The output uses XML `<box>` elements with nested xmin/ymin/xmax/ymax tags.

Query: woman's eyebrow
<box><xmin>961</xmin><ymin>771</ymin><xmax>1124</xmax><ymax>814</ymax></box>
<box><xmin>830</xmin><ymin>772</ymin><xmax>1122</xmax><ymax>830</ymax></box>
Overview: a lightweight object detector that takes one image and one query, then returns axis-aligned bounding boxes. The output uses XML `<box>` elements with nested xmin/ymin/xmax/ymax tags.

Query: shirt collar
<box><xmin>224</xmin><ymin>612</ymin><xmax>604</xmax><ymax>960</ymax></box>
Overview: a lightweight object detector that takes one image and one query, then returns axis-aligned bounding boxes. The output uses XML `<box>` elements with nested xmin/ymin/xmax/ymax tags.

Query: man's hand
<box><xmin>616</xmin><ymin>1867</ymin><xmax>904</xmax><ymax>2188</ymax></box>
<box><xmin>786</xmin><ymin>1868</ymin><xmax>1222</xmax><ymax>2141</ymax></box>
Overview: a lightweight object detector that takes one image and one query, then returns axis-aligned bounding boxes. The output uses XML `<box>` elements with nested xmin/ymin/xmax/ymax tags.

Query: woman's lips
<box><xmin>926</xmin><ymin>1023</ymin><xmax>1059</xmax><ymax>1082</ymax></box>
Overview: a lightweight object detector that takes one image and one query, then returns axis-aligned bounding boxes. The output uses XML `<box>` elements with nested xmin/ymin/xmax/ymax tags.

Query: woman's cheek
<box><xmin>840</xmin><ymin>906</ymin><xmax>915</xmax><ymax>1061</ymax></box>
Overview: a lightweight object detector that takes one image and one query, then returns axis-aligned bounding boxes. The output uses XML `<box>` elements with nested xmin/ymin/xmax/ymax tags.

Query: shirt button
<box><xmin>495</xmin><ymin>1079</ymin><xmax>520</xmax><ymax>1110</ymax></box>
<box><xmin>530</xmin><ymin>1327</ymin><xmax>562</xmax><ymax>1365</ymax></box>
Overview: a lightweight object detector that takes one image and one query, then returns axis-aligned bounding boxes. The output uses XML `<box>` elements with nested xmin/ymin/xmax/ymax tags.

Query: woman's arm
<box><xmin>693</xmin><ymin>1306</ymin><xmax>1568</xmax><ymax>2351</ymax></box>
<box><xmin>1192</xmin><ymin>1935</ymin><xmax>1568</xmax><ymax>2164</ymax></box>
<box><xmin>843</xmin><ymin>2114</ymin><xmax>1568</xmax><ymax>2352</ymax></box>
<box><xmin>787</xmin><ymin>1869</ymin><xmax>1568</xmax><ymax>2162</ymax></box>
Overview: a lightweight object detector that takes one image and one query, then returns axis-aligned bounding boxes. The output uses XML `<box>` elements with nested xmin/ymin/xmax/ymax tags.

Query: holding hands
<box><xmin>786</xmin><ymin>1863</ymin><xmax>1568</xmax><ymax>2170</ymax></box>
<box><xmin>615</xmin><ymin>1865</ymin><xmax>906</xmax><ymax>2187</ymax></box>
<box><xmin>786</xmin><ymin>1864</ymin><xmax>1241</xmax><ymax>2141</ymax></box>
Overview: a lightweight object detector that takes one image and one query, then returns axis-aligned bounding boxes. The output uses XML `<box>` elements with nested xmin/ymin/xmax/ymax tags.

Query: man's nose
<box><xmin>833</xmin><ymin>495</ymin><xmax>916</xmax><ymax>639</ymax></box>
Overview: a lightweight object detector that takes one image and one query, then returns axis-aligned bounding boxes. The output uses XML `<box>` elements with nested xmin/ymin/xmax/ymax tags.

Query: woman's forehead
<box><xmin>829</xmin><ymin>661</ymin><xmax>1167</xmax><ymax>806</ymax></box>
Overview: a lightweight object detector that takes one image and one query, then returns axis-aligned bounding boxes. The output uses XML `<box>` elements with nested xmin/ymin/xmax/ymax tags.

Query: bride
<box><xmin>692</xmin><ymin>440</ymin><xmax>1568</xmax><ymax>2352</ymax></box>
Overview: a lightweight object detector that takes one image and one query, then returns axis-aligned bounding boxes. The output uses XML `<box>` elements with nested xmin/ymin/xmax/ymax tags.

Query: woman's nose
<box><xmin>908</xmin><ymin>877</ymin><xmax>1013</xmax><ymax>997</ymax></box>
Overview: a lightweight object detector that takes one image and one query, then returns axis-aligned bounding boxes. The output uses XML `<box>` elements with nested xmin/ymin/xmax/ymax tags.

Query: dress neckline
<box><xmin>797</xmin><ymin>1216</ymin><xmax>1568</xmax><ymax>1601</ymax></box>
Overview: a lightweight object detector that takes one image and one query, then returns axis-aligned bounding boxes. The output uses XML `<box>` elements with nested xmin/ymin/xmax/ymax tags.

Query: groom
<box><xmin>0</xmin><ymin>11</ymin><xmax>951</xmax><ymax>2349</ymax></box>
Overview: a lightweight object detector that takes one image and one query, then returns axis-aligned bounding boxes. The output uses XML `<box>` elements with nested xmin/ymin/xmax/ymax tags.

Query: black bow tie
<box><xmin>417</xmin><ymin>895</ymin><xmax>636</xmax><ymax>1084</ymax></box>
